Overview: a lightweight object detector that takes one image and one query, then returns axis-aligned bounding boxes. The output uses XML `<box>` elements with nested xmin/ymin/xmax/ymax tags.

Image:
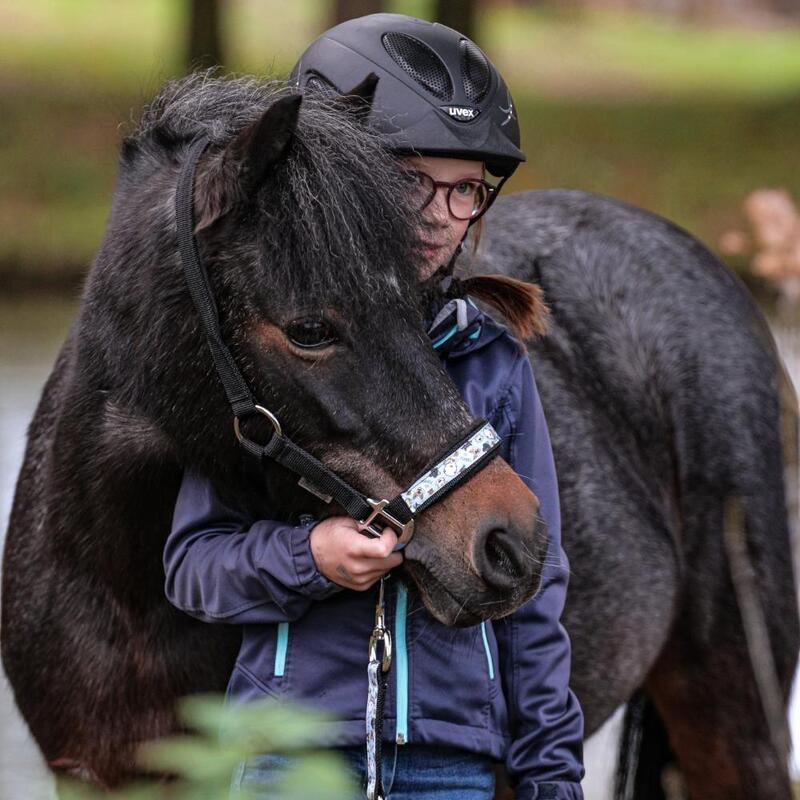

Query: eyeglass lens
<box><xmin>410</xmin><ymin>172</ymin><xmax>489</xmax><ymax>220</ymax></box>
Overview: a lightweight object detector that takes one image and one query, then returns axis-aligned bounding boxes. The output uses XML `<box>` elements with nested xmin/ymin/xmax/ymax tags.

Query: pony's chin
<box><xmin>403</xmin><ymin>561</ymin><xmax>524</xmax><ymax>628</ymax></box>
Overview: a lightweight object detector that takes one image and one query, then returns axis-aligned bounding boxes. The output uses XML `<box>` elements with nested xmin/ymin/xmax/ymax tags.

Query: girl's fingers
<box><xmin>353</xmin><ymin>526</ymin><xmax>399</xmax><ymax>558</ymax></box>
<box><xmin>344</xmin><ymin>555</ymin><xmax>403</xmax><ymax>590</ymax></box>
<box><xmin>314</xmin><ymin>518</ymin><xmax>403</xmax><ymax>590</ymax></box>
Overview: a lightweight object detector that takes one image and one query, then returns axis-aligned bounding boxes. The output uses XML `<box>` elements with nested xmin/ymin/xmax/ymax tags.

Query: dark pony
<box><xmin>2</xmin><ymin>74</ymin><xmax>545</xmax><ymax>787</ymax></box>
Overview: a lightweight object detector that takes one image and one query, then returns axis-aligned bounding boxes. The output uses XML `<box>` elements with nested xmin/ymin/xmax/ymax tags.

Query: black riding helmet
<box><xmin>290</xmin><ymin>13</ymin><xmax>525</xmax><ymax>181</ymax></box>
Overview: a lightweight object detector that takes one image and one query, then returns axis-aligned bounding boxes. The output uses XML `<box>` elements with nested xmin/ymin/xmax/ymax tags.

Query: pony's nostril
<box><xmin>482</xmin><ymin>528</ymin><xmax>524</xmax><ymax>582</ymax></box>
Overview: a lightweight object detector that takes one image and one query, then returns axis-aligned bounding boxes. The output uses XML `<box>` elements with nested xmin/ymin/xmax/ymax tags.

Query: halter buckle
<box><xmin>361</xmin><ymin>498</ymin><xmax>415</xmax><ymax>546</ymax></box>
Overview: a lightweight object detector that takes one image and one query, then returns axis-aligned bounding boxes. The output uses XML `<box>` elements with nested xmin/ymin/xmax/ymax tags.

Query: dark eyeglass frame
<box><xmin>409</xmin><ymin>170</ymin><xmax>497</xmax><ymax>221</ymax></box>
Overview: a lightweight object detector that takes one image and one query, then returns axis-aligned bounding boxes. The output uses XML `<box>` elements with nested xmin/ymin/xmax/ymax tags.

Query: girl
<box><xmin>164</xmin><ymin>13</ymin><xmax>584</xmax><ymax>800</ymax></box>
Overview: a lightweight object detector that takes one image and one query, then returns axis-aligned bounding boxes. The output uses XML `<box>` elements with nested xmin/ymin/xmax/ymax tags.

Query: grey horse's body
<box><xmin>466</xmin><ymin>189</ymin><xmax>799</xmax><ymax>798</ymax></box>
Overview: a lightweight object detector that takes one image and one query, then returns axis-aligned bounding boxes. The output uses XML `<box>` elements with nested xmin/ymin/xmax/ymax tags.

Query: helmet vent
<box><xmin>460</xmin><ymin>40</ymin><xmax>490</xmax><ymax>103</ymax></box>
<box><xmin>382</xmin><ymin>32</ymin><xmax>453</xmax><ymax>101</ymax></box>
<box><xmin>305</xmin><ymin>73</ymin><xmax>339</xmax><ymax>99</ymax></box>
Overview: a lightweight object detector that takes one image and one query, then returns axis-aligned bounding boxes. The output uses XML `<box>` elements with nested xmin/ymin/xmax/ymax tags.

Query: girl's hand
<box><xmin>309</xmin><ymin>516</ymin><xmax>403</xmax><ymax>591</ymax></box>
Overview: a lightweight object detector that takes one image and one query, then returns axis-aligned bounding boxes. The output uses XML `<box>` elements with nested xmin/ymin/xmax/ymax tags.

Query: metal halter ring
<box><xmin>369</xmin><ymin>628</ymin><xmax>392</xmax><ymax>673</ymax></box>
<box><xmin>233</xmin><ymin>404</ymin><xmax>283</xmax><ymax>443</ymax></box>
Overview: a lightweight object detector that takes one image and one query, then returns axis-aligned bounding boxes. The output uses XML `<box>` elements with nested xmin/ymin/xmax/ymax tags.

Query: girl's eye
<box><xmin>284</xmin><ymin>318</ymin><xmax>338</xmax><ymax>349</ymax></box>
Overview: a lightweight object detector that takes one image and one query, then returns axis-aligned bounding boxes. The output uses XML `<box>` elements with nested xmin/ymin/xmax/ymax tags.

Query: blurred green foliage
<box><xmin>56</xmin><ymin>694</ymin><xmax>358</xmax><ymax>800</ymax></box>
<box><xmin>0</xmin><ymin>0</ymin><xmax>798</xmax><ymax>285</ymax></box>
<box><xmin>488</xmin><ymin>5</ymin><xmax>800</xmax><ymax>99</ymax></box>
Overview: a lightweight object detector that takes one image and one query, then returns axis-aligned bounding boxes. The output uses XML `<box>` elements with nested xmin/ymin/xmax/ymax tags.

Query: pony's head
<box><xmin>105</xmin><ymin>73</ymin><xmax>547</xmax><ymax>625</ymax></box>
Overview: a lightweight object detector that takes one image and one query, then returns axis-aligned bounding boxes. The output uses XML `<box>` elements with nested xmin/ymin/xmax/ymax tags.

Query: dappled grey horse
<box><xmin>463</xmin><ymin>189</ymin><xmax>799</xmax><ymax>799</ymax></box>
<box><xmin>2</xmin><ymin>72</ymin><xmax>797</xmax><ymax>800</ymax></box>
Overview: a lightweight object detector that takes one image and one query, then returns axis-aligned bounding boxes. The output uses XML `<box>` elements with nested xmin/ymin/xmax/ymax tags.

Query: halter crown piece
<box><xmin>174</xmin><ymin>134</ymin><xmax>501</xmax><ymax>547</ymax></box>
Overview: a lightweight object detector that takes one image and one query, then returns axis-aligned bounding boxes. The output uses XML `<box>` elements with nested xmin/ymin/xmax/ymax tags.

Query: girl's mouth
<box><xmin>420</xmin><ymin>242</ymin><xmax>445</xmax><ymax>258</ymax></box>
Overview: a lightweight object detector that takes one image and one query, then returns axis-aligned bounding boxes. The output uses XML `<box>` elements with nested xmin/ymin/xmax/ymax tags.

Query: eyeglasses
<box><xmin>406</xmin><ymin>170</ymin><xmax>496</xmax><ymax>221</ymax></box>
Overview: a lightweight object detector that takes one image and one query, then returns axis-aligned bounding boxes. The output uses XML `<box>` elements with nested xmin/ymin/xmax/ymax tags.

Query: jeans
<box><xmin>230</xmin><ymin>742</ymin><xmax>496</xmax><ymax>799</ymax></box>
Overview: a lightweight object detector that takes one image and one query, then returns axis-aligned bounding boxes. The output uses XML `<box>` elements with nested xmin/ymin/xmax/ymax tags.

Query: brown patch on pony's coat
<box><xmin>460</xmin><ymin>273</ymin><xmax>549</xmax><ymax>340</ymax></box>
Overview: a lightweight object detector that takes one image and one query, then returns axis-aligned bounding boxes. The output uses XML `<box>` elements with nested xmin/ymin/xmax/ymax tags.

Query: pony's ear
<box><xmin>461</xmin><ymin>274</ymin><xmax>550</xmax><ymax>340</ymax></box>
<box><xmin>229</xmin><ymin>94</ymin><xmax>302</xmax><ymax>191</ymax></box>
<box><xmin>194</xmin><ymin>94</ymin><xmax>302</xmax><ymax>232</ymax></box>
<box><xmin>338</xmin><ymin>73</ymin><xmax>378</xmax><ymax>121</ymax></box>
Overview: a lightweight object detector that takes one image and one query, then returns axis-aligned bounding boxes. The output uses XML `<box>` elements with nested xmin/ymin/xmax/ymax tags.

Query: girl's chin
<box><xmin>417</xmin><ymin>250</ymin><xmax>452</xmax><ymax>280</ymax></box>
<box><xmin>418</xmin><ymin>262</ymin><xmax>442</xmax><ymax>282</ymax></box>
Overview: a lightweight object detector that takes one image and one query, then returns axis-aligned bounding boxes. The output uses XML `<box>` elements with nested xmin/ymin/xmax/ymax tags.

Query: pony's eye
<box><xmin>284</xmin><ymin>318</ymin><xmax>338</xmax><ymax>349</ymax></box>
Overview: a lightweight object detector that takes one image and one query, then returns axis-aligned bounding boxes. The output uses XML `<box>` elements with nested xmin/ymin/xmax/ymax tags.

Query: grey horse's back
<box><xmin>469</xmin><ymin>188</ymin><xmax>788</xmax><ymax>506</ymax></box>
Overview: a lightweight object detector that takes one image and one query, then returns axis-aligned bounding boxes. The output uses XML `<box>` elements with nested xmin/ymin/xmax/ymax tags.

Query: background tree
<box><xmin>770</xmin><ymin>0</ymin><xmax>800</xmax><ymax>20</ymax></box>
<box><xmin>187</xmin><ymin>0</ymin><xmax>224</xmax><ymax>71</ymax></box>
<box><xmin>331</xmin><ymin>0</ymin><xmax>384</xmax><ymax>26</ymax></box>
<box><xmin>434</xmin><ymin>0</ymin><xmax>478</xmax><ymax>42</ymax></box>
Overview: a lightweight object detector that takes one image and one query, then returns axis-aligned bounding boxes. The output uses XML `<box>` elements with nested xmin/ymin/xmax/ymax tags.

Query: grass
<box><xmin>486</xmin><ymin>4</ymin><xmax>800</xmax><ymax>100</ymax></box>
<box><xmin>0</xmin><ymin>0</ymin><xmax>798</xmax><ymax>285</ymax></box>
<box><xmin>507</xmin><ymin>94</ymin><xmax>800</xmax><ymax>245</ymax></box>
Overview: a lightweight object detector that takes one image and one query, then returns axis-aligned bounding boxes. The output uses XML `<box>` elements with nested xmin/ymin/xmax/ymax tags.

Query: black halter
<box><xmin>175</xmin><ymin>134</ymin><xmax>500</xmax><ymax>546</ymax></box>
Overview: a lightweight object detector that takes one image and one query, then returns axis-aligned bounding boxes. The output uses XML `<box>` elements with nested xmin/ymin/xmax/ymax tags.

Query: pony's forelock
<box><xmin>126</xmin><ymin>70</ymin><xmax>422</xmax><ymax>314</ymax></box>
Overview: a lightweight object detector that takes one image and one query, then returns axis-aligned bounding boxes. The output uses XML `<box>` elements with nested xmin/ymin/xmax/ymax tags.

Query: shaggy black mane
<box><xmin>131</xmin><ymin>71</ymin><xmax>290</xmax><ymax>146</ymax></box>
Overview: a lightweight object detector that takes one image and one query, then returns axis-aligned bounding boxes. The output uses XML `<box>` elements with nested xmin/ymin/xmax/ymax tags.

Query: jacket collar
<box><xmin>425</xmin><ymin>292</ymin><xmax>506</xmax><ymax>359</ymax></box>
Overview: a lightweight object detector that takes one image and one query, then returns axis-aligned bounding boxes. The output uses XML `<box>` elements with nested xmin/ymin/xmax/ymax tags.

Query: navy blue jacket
<box><xmin>164</xmin><ymin>300</ymin><xmax>585</xmax><ymax>800</ymax></box>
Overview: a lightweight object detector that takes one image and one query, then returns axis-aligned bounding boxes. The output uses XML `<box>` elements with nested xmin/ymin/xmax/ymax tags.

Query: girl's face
<box><xmin>403</xmin><ymin>155</ymin><xmax>485</xmax><ymax>281</ymax></box>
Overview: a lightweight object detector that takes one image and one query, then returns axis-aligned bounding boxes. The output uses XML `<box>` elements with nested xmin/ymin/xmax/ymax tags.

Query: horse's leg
<box><xmin>645</xmin><ymin>638</ymin><xmax>792</xmax><ymax>799</ymax></box>
<box><xmin>644</xmin><ymin>505</ymin><xmax>798</xmax><ymax>800</ymax></box>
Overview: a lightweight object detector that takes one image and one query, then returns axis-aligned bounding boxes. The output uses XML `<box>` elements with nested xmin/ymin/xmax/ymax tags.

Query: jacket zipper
<box><xmin>480</xmin><ymin>621</ymin><xmax>495</xmax><ymax>680</ymax></box>
<box><xmin>432</xmin><ymin>325</ymin><xmax>458</xmax><ymax>350</ymax></box>
<box><xmin>274</xmin><ymin>622</ymin><xmax>289</xmax><ymax>677</ymax></box>
<box><xmin>395</xmin><ymin>582</ymin><xmax>409</xmax><ymax>744</ymax></box>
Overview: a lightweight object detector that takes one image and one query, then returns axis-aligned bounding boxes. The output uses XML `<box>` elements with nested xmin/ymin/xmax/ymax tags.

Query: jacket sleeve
<box><xmin>492</xmin><ymin>352</ymin><xmax>585</xmax><ymax>800</ymax></box>
<box><xmin>163</xmin><ymin>470</ymin><xmax>342</xmax><ymax>624</ymax></box>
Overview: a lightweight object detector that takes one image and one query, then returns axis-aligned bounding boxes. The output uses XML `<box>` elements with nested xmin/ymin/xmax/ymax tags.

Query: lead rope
<box><xmin>366</xmin><ymin>576</ymin><xmax>392</xmax><ymax>800</ymax></box>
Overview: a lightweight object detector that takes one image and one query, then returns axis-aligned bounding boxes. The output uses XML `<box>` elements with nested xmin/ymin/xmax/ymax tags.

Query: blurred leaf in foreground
<box><xmin>58</xmin><ymin>694</ymin><xmax>358</xmax><ymax>800</ymax></box>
